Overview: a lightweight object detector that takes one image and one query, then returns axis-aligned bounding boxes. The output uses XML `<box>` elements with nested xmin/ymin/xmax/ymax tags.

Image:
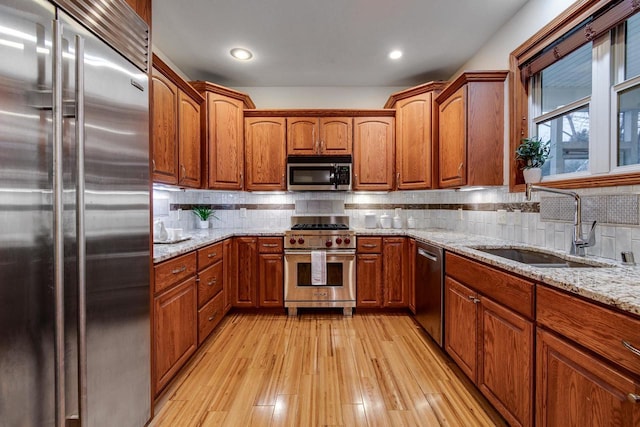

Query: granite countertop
<box><xmin>154</xmin><ymin>227</ymin><xmax>640</xmax><ymax>316</ymax></box>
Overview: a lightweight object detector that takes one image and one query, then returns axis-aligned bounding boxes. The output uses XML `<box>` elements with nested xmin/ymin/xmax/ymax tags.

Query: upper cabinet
<box><xmin>191</xmin><ymin>82</ymin><xmax>255</xmax><ymax>191</ymax></box>
<box><xmin>436</xmin><ymin>71</ymin><xmax>507</xmax><ymax>188</ymax></box>
<box><xmin>353</xmin><ymin>117</ymin><xmax>395</xmax><ymax>191</ymax></box>
<box><xmin>151</xmin><ymin>54</ymin><xmax>205</xmax><ymax>188</ymax></box>
<box><xmin>386</xmin><ymin>82</ymin><xmax>446</xmax><ymax>190</ymax></box>
<box><xmin>287</xmin><ymin>117</ymin><xmax>353</xmax><ymax>155</ymax></box>
<box><xmin>245</xmin><ymin>117</ymin><xmax>287</xmax><ymax>191</ymax></box>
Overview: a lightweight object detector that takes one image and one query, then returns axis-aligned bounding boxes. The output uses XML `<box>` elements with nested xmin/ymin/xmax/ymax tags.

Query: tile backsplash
<box><xmin>153</xmin><ymin>185</ymin><xmax>640</xmax><ymax>262</ymax></box>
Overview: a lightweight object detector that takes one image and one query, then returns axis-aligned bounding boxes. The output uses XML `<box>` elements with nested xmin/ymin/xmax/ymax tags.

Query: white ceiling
<box><xmin>152</xmin><ymin>0</ymin><xmax>529</xmax><ymax>87</ymax></box>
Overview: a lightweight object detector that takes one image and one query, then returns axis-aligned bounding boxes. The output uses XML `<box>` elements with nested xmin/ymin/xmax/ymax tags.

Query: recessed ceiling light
<box><xmin>389</xmin><ymin>50</ymin><xmax>403</xmax><ymax>60</ymax></box>
<box><xmin>230</xmin><ymin>48</ymin><xmax>253</xmax><ymax>60</ymax></box>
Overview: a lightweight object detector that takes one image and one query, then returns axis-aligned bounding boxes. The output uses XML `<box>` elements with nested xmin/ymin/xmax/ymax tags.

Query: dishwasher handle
<box><xmin>418</xmin><ymin>248</ymin><xmax>439</xmax><ymax>262</ymax></box>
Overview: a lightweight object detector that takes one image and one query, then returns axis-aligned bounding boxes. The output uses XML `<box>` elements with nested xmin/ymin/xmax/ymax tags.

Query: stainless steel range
<box><xmin>284</xmin><ymin>215</ymin><xmax>356</xmax><ymax>316</ymax></box>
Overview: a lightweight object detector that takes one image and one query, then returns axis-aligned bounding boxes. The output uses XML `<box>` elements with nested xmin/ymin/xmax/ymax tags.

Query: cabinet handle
<box><xmin>171</xmin><ymin>266</ymin><xmax>186</xmax><ymax>274</ymax></box>
<box><xmin>262</xmin><ymin>243</ymin><xmax>278</xmax><ymax>248</ymax></box>
<box><xmin>622</xmin><ymin>340</ymin><xmax>640</xmax><ymax>358</ymax></box>
<box><xmin>152</xmin><ymin>159</ymin><xmax>156</xmax><ymax>171</ymax></box>
<box><xmin>313</xmin><ymin>128</ymin><xmax>317</xmax><ymax>152</ymax></box>
<box><xmin>208</xmin><ymin>311</ymin><xmax>218</xmax><ymax>321</ymax></box>
<box><xmin>240</xmin><ymin>172</ymin><xmax>244</xmax><ymax>189</ymax></box>
<box><xmin>468</xmin><ymin>295</ymin><xmax>480</xmax><ymax>304</ymax></box>
<box><xmin>628</xmin><ymin>393</ymin><xmax>640</xmax><ymax>403</ymax></box>
<box><xmin>207</xmin><ymin>252</ymin><xmax>218</xmax><ymax>258</ymax></box>
<box><xmin>396</xmin><ymin>172</ymin><xmax>400</xmax><ymax>187</ymax></box>
<box><xmin>207</xmin><ymin>278</ymin><xmax>217</xmax><ymax>286</ymax></box>
<box><xmin>320</xmin><ymin>139</ymin><xmax>325</xmax><ymax>152</ymax></box>
<box><xmin>180</xmin><ymin>164</ymin><xmax>186</xmax><ymax>182</ymax></box>
<box><xmin>457</xmin><ymin>162</ymin><xmax>464</xmax><ymax>177</ymax></box>
<box><xmin>362</xmin><ymin>244</ymin><xmax>378</xmax><ymax>248</ymax></box>
<box><xmin>354</xmin><ymin>174</ymin><xmax>358</xmax><ymax>184</ymax></box>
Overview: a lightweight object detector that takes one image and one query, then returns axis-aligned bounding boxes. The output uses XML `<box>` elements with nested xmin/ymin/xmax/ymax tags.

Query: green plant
<box><xmin>515</xmin><ymin>136</ymin><xmax>550</xmax><ymax>169</ymax></box>
<box><xmin>192</xmin><ymin>206</ymin><xmax>219</xmax><ymax>221</ymax></box>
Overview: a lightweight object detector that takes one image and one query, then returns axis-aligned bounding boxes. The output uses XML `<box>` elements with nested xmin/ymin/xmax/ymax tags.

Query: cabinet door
<box><xmin>178</xmin><ymin>91</ymin><xmax>202</xmax><ymax>188</ymax></box>
<box><xmin>444</xmin><ymin>276</ymin><xmax>478</xmax><ymax>381</ymax></box>
<box><xmin>438</xmin><ymin>86</ymin><xmax>467</xmax><ymax>188</ymax></box>
<box><xmin>258</xmin><ymin>253</ymin><xmax>284</xmax><ymax>307</ymax></box>
<box><xmin>151</xmin><ymin>70</ymin><xmax>179</xmax><ymax>184</ymax></box>
<box><xmin>207</xmin><ymin>94</ymin><xmax>244</xmax><ymax>190</ymax></box>
<box><xmin>478</xmin><ymin>296</ymin><xmax>533</xmax><ymax>427</ymax></box>
<box><xmin>245</xmin><ymin>118</ymin><xmax>286</xmax><ymax>190</ymax></box>
<box><xmin>235</xmin><ymin>237</ymin><xmax>258</xmax><ymax>307</ymax></box>
<box><xmin>154</xmin><ymin>277</ymin><xmax>197</xmax><ymax>395</ymax></box>
<box><xmin>223</xmin><ymin>238</ymin><xmax>235</xmax><ymax>313</ymax></box>
<box><xmin>356</xmin><ymin>254</ymin><xmax>382</xmax><ymax>307</ymax></box>
<box><xmin>396</xmin><ymin>93</ymin><xmax>433</xmax><ymax>189</ymax></box>
<box><xmin>383</xmin><ymin>237</ymin><xmax>407</xmax><ymax>307</ymax></box>
<box><xmin>537</xmin><ymin>328</ymin><xmax>640</xmax><ymax>427</ymax></box>
<box><xmin>287</xmin><ymin>117</ymin><xmax>319</xmax><ymax>155</ymax></box>
<box><xmin>320</xmin><ymin>117</ymin><xmax>352</xmax><ymax>155</ymax></box>
<box><xmin>353</xmin><ymin>117</ymin><xmax>395</xmax><ymax>190</ymax></box>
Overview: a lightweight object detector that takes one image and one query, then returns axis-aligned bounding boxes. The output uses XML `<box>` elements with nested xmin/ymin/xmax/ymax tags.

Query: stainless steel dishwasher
<box><xmin>414</xmin><ymin>241</ymin><xmax>444</xmax><ymax>346</ymax></box>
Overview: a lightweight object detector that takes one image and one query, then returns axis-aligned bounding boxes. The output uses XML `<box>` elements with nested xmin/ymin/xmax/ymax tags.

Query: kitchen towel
<box><xmin>311</xmin><ymin>250</ymin><xmax>326</xmax><ymax>285</ymax></box>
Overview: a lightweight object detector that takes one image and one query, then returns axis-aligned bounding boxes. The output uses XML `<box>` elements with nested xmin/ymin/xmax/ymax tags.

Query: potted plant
<box><xmin>515</xmin><ymin>136</ymin><xmax>550</xmax><ymax>183</ymax></box>
<box><xmin>192</xmin><ymin>206</ymin><xmax>218</xmax><ymax>229</ymax></box>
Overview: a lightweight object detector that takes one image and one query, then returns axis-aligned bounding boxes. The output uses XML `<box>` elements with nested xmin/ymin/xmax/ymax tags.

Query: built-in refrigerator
<box><xmin>0</xmin><ymin>0</ymin><xmax>151</xmax><ymax>426</ymax></box>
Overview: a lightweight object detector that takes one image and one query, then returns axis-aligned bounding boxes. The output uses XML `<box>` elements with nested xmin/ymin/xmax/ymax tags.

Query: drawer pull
<box><xmin>468</xmin><ymin>296</ymin><xmax>480</xmax><ymax>304</ymax></box>
<box><xmin>171</xmin><ymin>266</ymin><xmax>186</xmax><ymax>274</ymax></box>
<box><xmin>207</xmin><ymin>252</ymin><xmax>218</xmax><ymax>258</ymax></box>
<box><xmin>362</xmin><ymin>244</ymin><xmax>378</xmax><ymax>248</ymax></box>
<box><xmin>622</xmin><ymin>340</ymin><xmax>640</xmax><ymax>358</ymax></box>
<box><xmin>628</xmin><ymin>393</ymin><xmax>640</xmax><ymax>403</ymax></box>
<box><xmin>207</xmin><ymin>279</ymin><xmax>217</xmax><ymax>286</ymax></box>
<box><xmin>208</xmin><ymin>311</ymin><xmax>218</xmax><ymax>321</ymax></box>
<box><xmin>262</xmin><ymin>243</ymin><xmax>278</xmax><ymax>248</ymax></box>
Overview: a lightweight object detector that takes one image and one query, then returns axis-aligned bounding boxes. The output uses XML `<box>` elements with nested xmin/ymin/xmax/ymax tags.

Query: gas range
<box><xmin>285</xmin><ymin>215</ymin><xmax>356</xmax><ymax>250</ymax></box>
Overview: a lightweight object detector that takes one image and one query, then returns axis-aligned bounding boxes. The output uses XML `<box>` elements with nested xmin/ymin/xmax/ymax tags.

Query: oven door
<box><xmin>284</xmin><ymin>250</ymin><xmax>356</xmax><ymax>305</ymax></box>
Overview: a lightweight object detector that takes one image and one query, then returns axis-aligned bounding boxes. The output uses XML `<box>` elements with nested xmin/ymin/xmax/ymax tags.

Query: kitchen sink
<box><xmin>471</xmin><ymin>247</ymin><xmax>608</xmax><ymax>268</ymax></box>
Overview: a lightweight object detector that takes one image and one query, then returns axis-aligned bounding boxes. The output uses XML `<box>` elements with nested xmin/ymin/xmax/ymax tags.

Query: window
<box><xmin>511</xmin><ymin>2</ymin><xmax>640</xmax><ymax>189</ymax></box>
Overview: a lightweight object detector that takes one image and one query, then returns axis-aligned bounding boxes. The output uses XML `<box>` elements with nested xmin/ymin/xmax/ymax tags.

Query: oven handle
<box><xmin>284</xmin><ymin>250</ymin><xmax>356</xmax><ymax>257</ymax></box>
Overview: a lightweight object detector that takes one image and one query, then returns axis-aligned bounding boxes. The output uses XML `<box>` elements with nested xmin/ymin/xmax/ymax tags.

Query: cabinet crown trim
<box><xmin>384</xmin><ymin>81</ymin><xmax>448</xmax><ymax>108</ymax></box>
<box><xmin>190</xmin><ymin>80</ymin><xmax>256</xmax><ymax>109</ymax></box>
<box><xmin>152</xmin><ymin>54</ymin><xmax>205</xmax><ymax>103</ymax></box>
<box><xmin>436</xmin><ymin>70</ymin><xmax>508</xmax><ymax>104</ymax></box>
<box><xmin>245</xmin><ymin>109</ymin><xmax>395</xmax><ymax>117</ymax></box>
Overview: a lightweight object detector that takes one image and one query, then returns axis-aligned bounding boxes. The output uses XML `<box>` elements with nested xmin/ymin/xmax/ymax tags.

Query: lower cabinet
<box><xmin>196</xmin><ymin>241</ymin><xmax>224</xmax><ymax>345</ymax></box>
<box><xmin>259</xmin><ymin>253</ymin><xmax>284</xmax><ymax>307</ymax></box>
<box><xmin>233</xmin><ymin>236</ymin><xmax>284</xmax><ymax>308</ymax></box>
<box><xmin>356</xmin><ymin>237</ymin><xmax>408</xmax><ymax>308</ymax></box>
<box><xmin>234</xmin><ymin>237</ymin><xmax>258</xmax><ymax>307</ymax></box>
<box><xmin>445</xmin><ymin>253</ymin><xmax>534</xmax><ymax>427</ymax></box>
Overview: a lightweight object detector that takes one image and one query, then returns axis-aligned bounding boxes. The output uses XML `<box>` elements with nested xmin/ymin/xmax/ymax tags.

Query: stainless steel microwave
<box><xmin>287</xmin><ymin>155</ymin><xmax>352</xmax><ymax>191</ymax></box>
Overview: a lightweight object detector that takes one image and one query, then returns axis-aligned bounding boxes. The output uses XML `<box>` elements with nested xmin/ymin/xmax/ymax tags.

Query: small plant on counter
<box><xmin>515</xmin><ymin>136</ymin><xmax>550</xmax><ymax>169</ymax></box>
<box><xmin>192</xmin><ymin>206</ymin><xmax>219</xmax><ymax>229</ymax></box>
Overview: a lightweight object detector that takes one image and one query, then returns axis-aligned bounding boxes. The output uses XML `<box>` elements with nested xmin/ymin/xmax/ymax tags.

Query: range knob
<box><xmin>289</xmin><ymin>238</ymin><xmax>296</xmax><ymax>245</ymax></box>
<box><xmin>335</xmin><ymin>238</ymin><xmax>343</xmax><ymax>244</ymax></box>
<box><xmin>325</xmin><ymin>240</ymin><xmax>333</xmax><ymax>248</ymax></box>
<box><xmin>298</xmin><ymin>238</ymin><xmax>305</xmax><ymax>244</ymax></box>
<box><xmin>344</xmin><ymin>237</ymin><xmax>351</xmax><ymax>244</ymax></box>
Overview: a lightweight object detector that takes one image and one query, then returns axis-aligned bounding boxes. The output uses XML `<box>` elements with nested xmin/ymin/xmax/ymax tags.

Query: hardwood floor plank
<box><xmin>151</xmin><ymin>312</ymin><xmax>505</xmax><ymax>427</ymax></box>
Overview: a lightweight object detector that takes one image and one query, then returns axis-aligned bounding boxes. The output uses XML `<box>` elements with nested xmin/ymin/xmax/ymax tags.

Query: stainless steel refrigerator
<box><xmin>0</xmin><ymin>0</ymin><xmax>151</xmax><ymax>426</ymax></box>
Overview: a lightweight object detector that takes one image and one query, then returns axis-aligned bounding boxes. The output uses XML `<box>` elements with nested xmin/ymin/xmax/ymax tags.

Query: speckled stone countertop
<box><xmin>154</xmin><ymin>227</ymin><xmax>640</xmax><ymax>316</ymax></box>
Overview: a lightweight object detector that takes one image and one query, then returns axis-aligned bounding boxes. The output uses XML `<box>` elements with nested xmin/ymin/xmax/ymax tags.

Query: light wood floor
<box><xmin>150</xmin><ymin>311</ymin><xmax>505</xmax><ymax>427</ymax></box>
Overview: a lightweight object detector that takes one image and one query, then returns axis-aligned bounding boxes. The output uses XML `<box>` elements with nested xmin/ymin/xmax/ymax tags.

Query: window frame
<box><xmin>509</xmin><ymin>0</ymin><xmax>640</xmax><ymax>191</ymax></box>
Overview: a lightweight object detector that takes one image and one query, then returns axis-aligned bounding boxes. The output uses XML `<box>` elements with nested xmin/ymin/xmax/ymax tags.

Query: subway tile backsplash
<box><xmin>153</xmin><ymin>185</ymin><xmax>640</xmax><ymax>262</ymax></box>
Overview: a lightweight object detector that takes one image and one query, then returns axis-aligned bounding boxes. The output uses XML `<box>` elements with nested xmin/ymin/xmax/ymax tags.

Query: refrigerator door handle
<box><xmin>52</xmin><ymin>18</ymin><xmax>67</xmax><ymax>427</ymax></box>
<box><xmin>75</xmin><ymin>34</ymin><xmax>88</xmax><ymax>427</ymax></box>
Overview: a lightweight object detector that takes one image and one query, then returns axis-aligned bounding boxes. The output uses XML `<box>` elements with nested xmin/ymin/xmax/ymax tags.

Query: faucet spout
<box><xmin>524</xmin><ymin>184</ymin><xmax>595</xmax><ymax>256</ymax></box>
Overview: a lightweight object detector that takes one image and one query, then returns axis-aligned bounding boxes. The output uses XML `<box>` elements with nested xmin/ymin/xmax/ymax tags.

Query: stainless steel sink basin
<box><xmin>472</xmin><ymin>247</ymin><xmax>606</xmax><ymax>268</ymax></box>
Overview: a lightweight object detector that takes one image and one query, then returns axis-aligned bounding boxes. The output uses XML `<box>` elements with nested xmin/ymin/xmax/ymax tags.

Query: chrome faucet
<box><xmin>525</xmin><ymin>184</ymin><xmax>596</xmax><ymax>256</ymax></box>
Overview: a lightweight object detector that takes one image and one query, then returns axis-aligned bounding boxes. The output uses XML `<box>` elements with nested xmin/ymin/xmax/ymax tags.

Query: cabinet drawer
<box><xmin>537</xmin><ymin>286</ymin><xmax>640</xmax><ymax>375</ymax></box>
<box><xmin>198</xmin><ymin>241</ymin><xmax>223</xmax><ymax>269</ymax></box>
<box><xmin>258</xmin><ymin>237</ymin><xmax>283</xmax><ymax>253</ymax></box>
<box><xmin>198</xmin><ymin>291</ymin><xmax>224</xmax><ymax>345</ymax></box>
<box><xmin>445</xmin><ymin>252</ymin><xmax>534</xmax><ymax>319</ymax></box>
<box><xmin>154</xmin><ymin>252</ymin><xmax>197</xmax><ymax>294</ymax></box>
<box><xmin>357</xmin><ymin>237</ymin><xmax>382</xmax><ymax>254</ymax></box>
<box><xmin>197</xmin><ymin>260</ymin><xmax>223</xmax><ymax>307</ymax></box>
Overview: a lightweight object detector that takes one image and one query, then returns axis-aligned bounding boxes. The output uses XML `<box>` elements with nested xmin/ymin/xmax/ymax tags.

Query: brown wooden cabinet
<box><xmin>356</xmin><ymin>237</ymin><xmax>408</xmax><ymax>308</ymax></box>
<box><xmin>386</xmin><ymin>82</ymin><xmax>446</xmax><ymax>190</ymax></box>
<box><xmin>258</xmin><ymin>254</ymin><xmax>284</xmax><ymax>307</ymax></box>
<box><xmin>123</xmin><ymin>0</ymin><xmax>151</xmax><ymax>26</ymax></box>
<box><xmin>353</xmin><ymin>117</ymin><xmax>395</xmax><ymax>190</ymax></box>
<box><xmin>436</xmin><ymin>71</ymin><xmax>507</xmax><ymax>188</ymax></box>
<box><xmin>151</xmin><ymin>54</ymin><xmax>204</xmax><ymax>188</ymax></box>
<box><xmin>287</xmin><ymin>117</ymin><xmax>352</xmax><ymax>155</ymax></box>
<box><xmin>153</xmin><ymin>252</ymin><xmax>198</xmax><ymax>396</ymax></box>
<box><xmin>445</xmin><ymin>252</ymin><xmax>534</xmax><ymax>427</ymax></box>
<box><xmin>234</xmin><ymin>237</ymin><xmax>258</xmax><ymax>307</ymax></box>
<box><xmin>191</xmin><ymin>82</ymin><xmax>255</xmax><ymax>190</ymax></box>
<box><xmin>245</xmin><ymin>117</ymin><xmax>287</xmax><ymax>191</ymax></box>
<box><xmin>232</xmin><ymin>236</ymin><xmax>283</xmax><ymax>308</ymax></box>
<box><xmin>536</xmin><ymin>286</ymin><xmax>640</xmax><ymax>426</ymax></box>
<box><xmin>196</xmin><ymin>241</ymin><xmax>224</xmax><ymax>345</ymax></box>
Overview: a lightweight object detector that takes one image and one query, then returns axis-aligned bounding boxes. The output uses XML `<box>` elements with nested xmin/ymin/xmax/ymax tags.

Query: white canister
<box><xmin>393</xmin><ymin>215</ymin><xmax>402</xmax><ymax>229</ymax></box>
<box><xmin>407</xmin><ymin>216</ymin><xmax>416</xmax><ymax>229</ymax></box>
<box><xmin>380</xmin><ymin>213</ymin><xmax>392</xmax><ymax>229</ymax></box>
<box><xmin>364</xmin><ymin>213</ymin><xmax>377</xmax><ymax>229</ymax></box>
